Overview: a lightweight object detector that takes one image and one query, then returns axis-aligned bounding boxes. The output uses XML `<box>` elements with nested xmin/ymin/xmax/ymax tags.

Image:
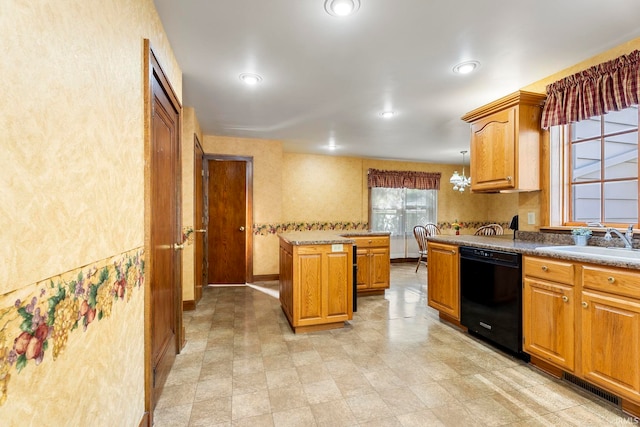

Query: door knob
<box><xmin>239</xmin><ymin>226</ymin><xmax>245</xmax><ymax>231</ymax></box>
<box><xmin>173</xmin><ymin>243</ymin><xmax>184</xmax><ymax>250</ymax></box>
<box><xmin>195</xmin><ymin>229</ymin><xmax>207</xmax><ymax>233</ymax></box>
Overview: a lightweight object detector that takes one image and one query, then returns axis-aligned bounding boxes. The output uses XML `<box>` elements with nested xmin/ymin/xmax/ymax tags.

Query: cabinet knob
<box><xmin>541</xmin><ymin>265</ymin><xmax>548</xmax><ymax>271</ymax></box>
<box><xmin>607</xmin><ymin>276</ymin><xmax>615</xmax><ymax>284</ymax></box>
<box><xmin>562</xmin><ymin>295</ymin><xmax>568</xmax><ymax>303</ymax></box>
<box><xmin>506</xmin><ymin>176</ymin><xmax>512</xmax><ymax>182</ymax></box>
<box><xmin>582</xmin><ymin>301</ymin><xmax>588</xmax><ymax>308</ymax></box>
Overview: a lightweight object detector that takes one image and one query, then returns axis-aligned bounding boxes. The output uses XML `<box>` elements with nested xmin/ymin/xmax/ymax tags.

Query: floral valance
<box><xmin>367</xmin><ymin>169</ymin><xmax>441</xmax><ymax>190</ymax></box>
<box><xmin>541</xmin><ymin>50</ymin><xmax>640</xmax><ymax>128</ymax></box>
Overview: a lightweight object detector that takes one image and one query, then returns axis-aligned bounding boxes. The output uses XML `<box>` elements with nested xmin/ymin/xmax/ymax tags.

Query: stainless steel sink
<box><xmin>535</xmin><ymin>245</ymin><xmax>640</xmax><ymax>262</ymax></box>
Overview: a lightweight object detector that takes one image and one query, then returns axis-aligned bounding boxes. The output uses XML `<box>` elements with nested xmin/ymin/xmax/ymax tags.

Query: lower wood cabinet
<box><xmin>427</xmin><ymin>242</ymin><xmax>459</xmax><ymax>320</ymax></box>
<box><xmin>353</xmin><ymin>236</ymin><xmax>390</xmax><ymax>295</ymax></box>
<box><xmin>523</xmin><ymin>277</ymin><xmax>575</xmax><ymax>371</ymax></box>
<box><xmin>523</xmin><ymin>256</ymin><xmax>640</xmax><ymax>412</ymax></box>
<box><xmin>581</xmin><ymin>269</ymin><xmax>640</xmax><ymax>404</ymax></box>
<box><xmin>279</xmin><ymin>239</ymin><xmax>353</xmax><ymax>333</ymax></box>
<box><xmin>523</xmin><ymin>257</ymin><xmax>575</xmax><ymax>371</ymax></box>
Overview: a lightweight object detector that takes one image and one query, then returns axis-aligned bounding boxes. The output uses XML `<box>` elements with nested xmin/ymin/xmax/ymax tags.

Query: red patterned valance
<box><xmin>367</xmin><ymin>169</ymin><xmax>441</xmax><ymax>190</ymax></box>
<box><xmin>541</xmin><ymin>50</ymin><xmax>640</xmax><ymax>128</ymax></box>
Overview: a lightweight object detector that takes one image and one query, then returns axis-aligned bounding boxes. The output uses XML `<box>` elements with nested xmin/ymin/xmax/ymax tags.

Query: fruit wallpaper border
<box><xmin>0</xmin><ymin>248</ymin><xmax>144</xmax><ymax>406</ymax></box>
<box><xmin>252</xmin><ymin>220</ymin><xmax>510</xmax><ymax>235</ymax></box>
<box><xmin>253</xmin><ymin>221</ymin><xmax>369</xmax><ymax>235</ymax></box>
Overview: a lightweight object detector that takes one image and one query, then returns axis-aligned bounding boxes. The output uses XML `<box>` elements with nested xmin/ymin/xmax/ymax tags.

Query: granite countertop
<box><xmin>278</xmin><ymin>230</ymin><xmax>391</xmax><ymax>246</ymax></box>
<box><xmin>428</xmin><ymin>234</ymin><xmax>640</xmax><ymax>270</ymax></box>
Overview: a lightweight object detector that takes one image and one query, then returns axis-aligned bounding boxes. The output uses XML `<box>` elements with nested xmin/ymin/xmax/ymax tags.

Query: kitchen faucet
<box><xmin>604</xmin><ymin>224</ymin><xmax>635</xmax><ymax>249</ymax></box>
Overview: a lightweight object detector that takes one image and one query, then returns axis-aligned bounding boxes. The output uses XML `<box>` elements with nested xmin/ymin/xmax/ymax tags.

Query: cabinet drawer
<box><xmin>582</xmin><ymin>265</ymin><xmax>640</xmax><ymax>299</ymax></box>
<box><xmin>524</xmin><ymin>256</ymin><xmax>574</xmax><ymax>285</ymax></box>
<box><xmin>352</xmin><ymin>236</ymin><xmax>389</xmax><ymax>248</ymax></box>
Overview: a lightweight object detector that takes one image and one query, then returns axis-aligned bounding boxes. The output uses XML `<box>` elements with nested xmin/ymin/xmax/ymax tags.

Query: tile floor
<box><xmin>153</xmin><ymin>263</ymin><xmax>635</xmax><ymax>426</ymax></box>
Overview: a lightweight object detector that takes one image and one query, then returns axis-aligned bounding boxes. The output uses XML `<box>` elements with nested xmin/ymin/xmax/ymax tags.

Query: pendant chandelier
<box><xmin>450</xmin><ymin>150</ymin><xmax>471</xmax><ymax>192</ymax></box>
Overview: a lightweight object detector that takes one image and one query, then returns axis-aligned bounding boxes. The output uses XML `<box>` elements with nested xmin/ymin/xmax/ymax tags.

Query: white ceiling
<box><xmin>153</xmin><ymin>0</ymin><xmax>640</xmax><ymax>164</ymax></box>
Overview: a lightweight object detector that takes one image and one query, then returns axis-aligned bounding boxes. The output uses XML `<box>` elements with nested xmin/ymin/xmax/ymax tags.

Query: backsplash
<box><xmin>517</xmin><ymin>230</ymin><xmax>639</xmax><ymax>249</ymax></box>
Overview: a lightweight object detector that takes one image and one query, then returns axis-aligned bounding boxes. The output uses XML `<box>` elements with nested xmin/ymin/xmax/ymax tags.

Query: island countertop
<box><xmin>278</xmin><ymin>230</ymin><xmax>391</xmax><ymax>246</ymax></box>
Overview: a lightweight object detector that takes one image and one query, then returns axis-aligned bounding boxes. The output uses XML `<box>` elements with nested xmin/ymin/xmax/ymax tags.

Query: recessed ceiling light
<box><xmin>239</xmin><ymin>73</ymin><xmax>263</xmax><ymax>85</ymax></box>
<box><xmin>324</xmin><ymin>0</ymin><xmax>361</xmax><ymax>17</ymax></box>
<box><xmin>452</xmin><ymin>61</ymin><xmax>480</xmax><ymax>75</ymax></box>
<box><xmin>380</xmin><ymin>111</ymin><xmax>395</xmax><ymax>119</ymax></box>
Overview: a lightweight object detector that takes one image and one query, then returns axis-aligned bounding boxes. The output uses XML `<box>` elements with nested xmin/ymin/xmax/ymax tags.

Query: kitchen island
<box><xmin>278</xmin><ymin>230</ymin><xmax>390</xmax><ymax>333</ymax></box>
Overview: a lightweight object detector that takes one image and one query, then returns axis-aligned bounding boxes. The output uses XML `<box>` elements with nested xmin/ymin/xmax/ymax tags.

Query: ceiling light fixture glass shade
<box><xmin>324</xmin><ymin>0</ymin><xmax>361</xmax><ymax>17</ymax></box>
<box><xmin>452</xmin><ymin>61</ymin><xmax>480</xmax><ymax>75</ymax></box>
<box><xmin>239</xmin><ymin>73</ymin><xmax>263</xmax><ymax>85</ymax></box>
<box><xmin>450</xmin><ymin>150</ymin><xmax>471</xmax><ymax>192</ymax></box>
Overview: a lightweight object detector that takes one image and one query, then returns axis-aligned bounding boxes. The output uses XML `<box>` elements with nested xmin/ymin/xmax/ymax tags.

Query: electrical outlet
<box><xmin>527</xmin><ymin>212</ymin><xmax>535</xmax><ymax>225</ymax></box>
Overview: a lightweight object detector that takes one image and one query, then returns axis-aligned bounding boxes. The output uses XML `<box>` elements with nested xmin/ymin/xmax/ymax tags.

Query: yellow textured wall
<box><xmin>1</xmin><ymin>0</ymin><xmax>180</xmax><ymax>424</ymax></box>
<box><xmin>283</xmin><ymin>153</ymin><xmax>365</xmax><ymax>221</ymax></box>
<box><xmin>202</xmin><ymin>136</ymin><xmax>284</xmax><ymax>276</ymax></box>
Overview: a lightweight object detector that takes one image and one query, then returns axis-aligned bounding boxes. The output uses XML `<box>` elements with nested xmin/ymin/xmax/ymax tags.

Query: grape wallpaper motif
<box><xmin>253</xmin><ymin>221</ymin><xmax>369</xmax><ymax>236</ymax></box>
<box><xmin>252</xmin><ymin>221</ymin><xmax>510</xmax><ymax>235</ymax></box>
<box><xmin>0</xmin><ymin>248</ymin><xmax>144</xmax><ymax>406</ymax></box>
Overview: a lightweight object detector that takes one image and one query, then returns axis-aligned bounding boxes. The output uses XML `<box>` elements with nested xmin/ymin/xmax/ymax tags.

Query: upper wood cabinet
<box><xmin>462</xmin><ymin>91</ymin><xmax>547</xmax><ymax>192</ymax></box>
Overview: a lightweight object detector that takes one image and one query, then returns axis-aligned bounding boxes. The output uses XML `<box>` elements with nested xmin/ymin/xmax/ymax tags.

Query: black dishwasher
<box><xmin>460</xmin><ymin>246</ymin><xmax>527</xmax><ymax>359</ymax></box>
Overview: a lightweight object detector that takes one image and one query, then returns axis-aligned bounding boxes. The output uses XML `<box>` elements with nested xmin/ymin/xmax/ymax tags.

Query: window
<box><xmin>370</xmin><ymin>187</ymin><xmax>437</xmax><ymax>258</ymax></box>
<box><xmin>566</xmin><ymin>106</ymin><xmax>639</xmax><ymax>226</ymax></box>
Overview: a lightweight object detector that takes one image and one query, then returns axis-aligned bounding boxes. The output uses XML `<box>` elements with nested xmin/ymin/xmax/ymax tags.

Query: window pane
<box><xmin>603</xmin><ymin>180</ymin><xmax>638</xmax><ymax>223</ymax></box>
<box><xmin>572</xmin><ymin>182</ymin><xmax>601</xmax><ymax>223</ymax></box>
<box><xmin>370</xmin><ymin>187</ymin><xmax>437</xmax><ymax>258</ymax></box>
<box><xmin>572</xmin><ymin>140</ymin><xmax>601</xmax><ymax>182</ymax></box>
<box><xmin>571</xmin><ymin>117</ymin><xmax>601</xmax><ymax>141</ymax></box>
<box><xmin>604</xmin><ymin>132</ymin><xmax>638</xmax><ymax>180</ymax></box>
<box><xmin>604</xmin><ymin>106</ymin><xmax>638</xmax><ymax>134</ymax></box>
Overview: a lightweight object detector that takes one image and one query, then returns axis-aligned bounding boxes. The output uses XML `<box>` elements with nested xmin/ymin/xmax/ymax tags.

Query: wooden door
<box><xmin>148</xmin><ymin>48</ymin><xmax>181</xmax><ymax>412</ymax></box>
<box><xmin>427</xmin><ymin>242</ymin><xmax>459</xmax><ymax>319</ymax></box>
<box><xmin>522</xmin><ymin>278</ymin><xmax>575</xmax><ymax>370</ymax></box>
<box><xmin>207</xmin><ymin>159</ymin><xmax>250</xmax><ymax>284</ymax></box>
<box><xmin>194</xmin><ymin>136</ymin><xmax>206</xmax><ymax>302</ymax></box>
<box><xmin>581</xmin><ymin>290</ymin><xmax>640</xmax><ymax>401</ymax></box>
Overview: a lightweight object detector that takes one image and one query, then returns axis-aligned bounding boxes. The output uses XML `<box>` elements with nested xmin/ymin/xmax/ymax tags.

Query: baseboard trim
<box><xmin>139</xmin><ymin>412</ymin><xmax>150</xmax><ymax>427</ymax></box>
<box><xmin>183</xmin><ymin>300</ymin><xmax>196</xmax><ymax>311</ymax></box>
<box><xmin>254</xmin><ymin>274</ymin><xmax>279</xmax><ymax>282</ymax></box>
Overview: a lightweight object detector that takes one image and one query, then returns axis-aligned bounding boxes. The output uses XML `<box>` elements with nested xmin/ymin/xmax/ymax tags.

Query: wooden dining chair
<box><xmin>413</xmin><ymin>225</ymin><xmax>429</xmax><ymax>272</ymax></box>
<box><xmin>474</xmin><ymin>224</ymin><xmax>504</xmax><ymax>236</ymax></box>
<box><xmin>424</xmin><ymin>223</ymin><xmax>441</xmax><ymax>236</ymax></box>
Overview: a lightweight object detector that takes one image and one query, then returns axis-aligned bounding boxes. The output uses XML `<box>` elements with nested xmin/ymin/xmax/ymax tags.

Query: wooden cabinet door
<box><xmin>356</xmin><ymin>248</ymin><xmax>370</xmax><ymax>290</ymax></box>
<box><xmin>427</xmin><ymin>242</ymin><xmax>459</xmax><ymax>319</ymax></box>
<box><xmin>326</xmin><ymin>252</ymin><xmax>351</xmax><ymax>320</ymax></box>
<box><xmin>370</xmin><ymin>247</ymin><xmax>390</xmax><ymax>290</ymax></box>
<box><xmin>296</xmin><ymin>251</ymin><xmax>324</xmax><ymax>325</ymax></box>
<box><xmin>581</xmin><ymin>290</ymin><xmax>640</xmax><ymax>402</ymax></box>
<box><xmin>523</xmin><ymin>278</ymin><xmax>575</xmax><ymax>370</ymax></box>
<box><xmin>470</xmin><ymin>107</ymin><xmax>516</xmax><ymax>191</ymax></box>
